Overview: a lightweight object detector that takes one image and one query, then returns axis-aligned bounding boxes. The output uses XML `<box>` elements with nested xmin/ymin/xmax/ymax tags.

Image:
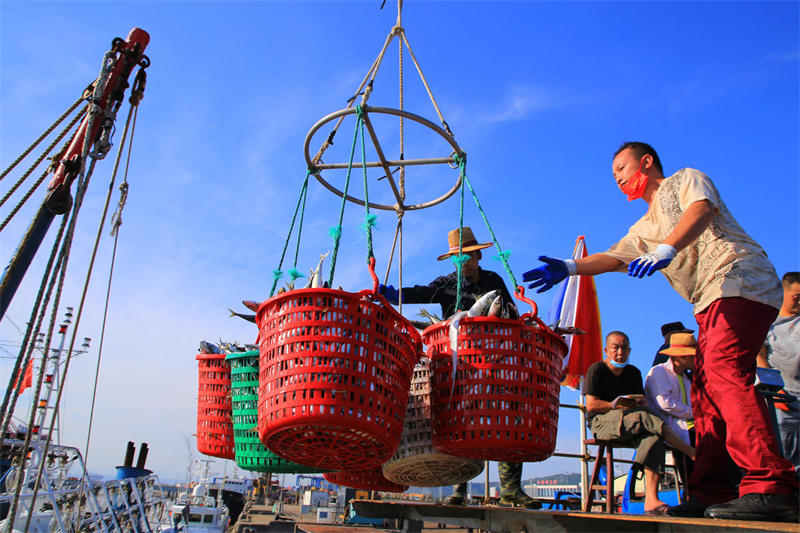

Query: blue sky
<box><xmin>1</xmin><ymin>1</ymin><xmax>798</xmax><ymax>486</ymax></box>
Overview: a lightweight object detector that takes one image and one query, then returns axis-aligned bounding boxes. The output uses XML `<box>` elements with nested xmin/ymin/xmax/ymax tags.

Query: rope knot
<box><xmin>329</xmin><ymin>225</ymin><xmax>342</xmax><ymax>241</ymax></box>
<box><xmin>453</xmin><ymin>151</ymin><xmax>467</xmax><ymax>167</ymax></box>
<box><xmin>355</xmin><ymin>105</ymin><xmax>366</xmax><ymax>120</ymax></box>
<box><xmin>391</xmin><ymin>25</ymin><xmax>404</xmax><ymax>36</ymax></box>
<box><xmin>361</xmin><ymin>213</ymin><xmax>378</xmax><ymax>233</ymax></box>
<box><xmin>287</xmin><ymin>268</ymin><xmax>305</xmax><ymax>282</ymax></box>
<box><xmin>272</xmin><ymin>269</ymin><xmax>284</xmax><ymax>282</ymax></box>
<box><xmin>492</xmin><ymin>250</ymin><xmax>511</xmax><ymax>263</ymax></box>
<box><xmin>450</xmin><ymin>253</ymin><xmax>470</xmax><ymax>268</ymax></box>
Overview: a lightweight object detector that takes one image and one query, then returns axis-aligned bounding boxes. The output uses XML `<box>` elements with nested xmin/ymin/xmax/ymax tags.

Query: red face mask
<box><xmin>621</xmin><ymin>158</ymin><xmax>648</xmax><ymax>201</ymax></box>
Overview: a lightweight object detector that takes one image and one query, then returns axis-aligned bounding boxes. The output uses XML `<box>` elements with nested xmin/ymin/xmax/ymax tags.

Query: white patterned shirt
<box><xmin>604</xmin><ymin>168</ymin><xmax>782</xmax><ymax>315</ymax></box>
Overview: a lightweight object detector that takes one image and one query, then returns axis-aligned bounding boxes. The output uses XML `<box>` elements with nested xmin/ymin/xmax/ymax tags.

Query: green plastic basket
<box><xmin>227</xmin><ymin>351</ymin><xmax>330</xmax><ymax>473</ymax></box>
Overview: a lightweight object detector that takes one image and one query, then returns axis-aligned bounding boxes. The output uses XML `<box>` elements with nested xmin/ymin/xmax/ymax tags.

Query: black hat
<box><xmin>661</xmin><ymin>321</ymin><xmax>694</xmax><ymax>337</ymax></box>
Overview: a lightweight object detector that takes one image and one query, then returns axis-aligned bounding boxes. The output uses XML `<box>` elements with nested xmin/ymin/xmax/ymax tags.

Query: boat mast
<box><xmin>30</xmin><ymin>307</ymin><xmax>91</xmax><ymax>444</ymax></box>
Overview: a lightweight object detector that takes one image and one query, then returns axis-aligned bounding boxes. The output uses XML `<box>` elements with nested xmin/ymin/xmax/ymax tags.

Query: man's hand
<box><xmin>628</xmin><ymin>244</ymin><xmax>677</xmax><ymax>278</ymax></box>
<box><xmin>522</xmin><ymin>256</ymin><xmax>576</xmax><ymax>293</ymax></box>
<box><xmin>615</xmin><ymin>397</ymin><xmax>640</xmax><ymax>410</ymax></box>
<box><xmin>378</xmin><ymin>284</ymin><xmax>401</xmax><ymax>304</ymax></box>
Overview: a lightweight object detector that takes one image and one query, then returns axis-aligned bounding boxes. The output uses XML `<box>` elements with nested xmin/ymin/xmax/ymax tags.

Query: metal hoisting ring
<box><xmin>304</xmin><ymin>105</ymin><xmax>464</xmax><ymax>212</ymax></box>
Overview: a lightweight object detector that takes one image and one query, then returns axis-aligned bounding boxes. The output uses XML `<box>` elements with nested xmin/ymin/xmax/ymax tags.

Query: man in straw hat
<box><xmin>380</xmin><ymin>227</ymin><xmax>536</xmax><ymax>508</ymax></box>
<box><xmin>645</xmin><ymin>332</ymin><xmax>697</xmax><ymax>485</ymax></box>
<box><xmin>380</xmin><ymin>226</ymin><xmax>513</xmax><ymax>320</ymax></box>
<box><xmin>645</xmin><ymin>332</ymin><xmax>697</xmax><ymax>449</ymax></box>
<box><xmin>522</xmin><ymin>141</ymin><xmax>798</xmax><ymax>521</ymax></box>
<box><xmin>652</xmin><ymin>321</ymin><xmax>695</xmax><ymax>368</ymax></box>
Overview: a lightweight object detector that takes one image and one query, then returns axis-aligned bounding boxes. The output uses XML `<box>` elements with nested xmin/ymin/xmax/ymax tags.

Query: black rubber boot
<box><xmin>444</xmin><ymin>482</ymin><xmax>468</xmax><ymax>505</ymax></box>
<box><xmin>499</xmin><ymin>462</ymin><xmax>542</xmax><ymax>509</ymax></box>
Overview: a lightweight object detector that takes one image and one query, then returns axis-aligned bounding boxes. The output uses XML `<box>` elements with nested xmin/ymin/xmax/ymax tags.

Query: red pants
<box><xmin>690</xmin><ymin>297</ymin><xmax>798</xmax><ymax>505</ymax></box>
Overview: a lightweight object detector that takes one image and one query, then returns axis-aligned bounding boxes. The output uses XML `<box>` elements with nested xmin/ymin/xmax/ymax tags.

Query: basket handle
<box><xmin>367</xmin><ymin>256</ymin><xmax>379</xmax><ymax>295</ymax></box>
<box><xmin>515</xmin><ymin>286</ymin><xmax>549</xmax><ymax>329</ymax></box>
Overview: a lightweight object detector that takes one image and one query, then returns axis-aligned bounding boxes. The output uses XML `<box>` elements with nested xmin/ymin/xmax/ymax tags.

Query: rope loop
<box><xmin>110</xmin><ymin>182</ymin><xmax>128</xmax><ymax>237</ymax></box>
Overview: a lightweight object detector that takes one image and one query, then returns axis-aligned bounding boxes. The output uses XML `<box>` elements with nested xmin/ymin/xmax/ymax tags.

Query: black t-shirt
<box><xmin>401</xmin><ymin>268</ymin><xmax>513</xmax><ymax>319</ymax></box>
<box><xmin>583</xmin><ymin>360</ymin><xmax>644</xmax><ymax>422</ymax></box>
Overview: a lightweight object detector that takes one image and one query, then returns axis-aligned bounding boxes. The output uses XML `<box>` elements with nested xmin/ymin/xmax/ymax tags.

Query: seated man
<box><xmin>645</xmin><ymin>332</ymin><xmax>696</xmax><ymax>447</ymax></box>
<box><xmin>645</xmin><ymin>332</ymin><xmax>697</xmax><ymax>483</ymax></box>
<box><xmin>585</xmin><ymin>331</ymin><xmax>696</xmax><ymax>515</ymax></box>
<box><xmin>652</xmin><ymin>322</ymin><xmax>695</xmax><ymax>368</ymax></box>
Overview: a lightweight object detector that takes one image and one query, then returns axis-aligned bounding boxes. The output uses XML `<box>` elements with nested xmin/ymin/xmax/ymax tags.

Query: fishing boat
<box><xmin>161</xmin><ymin>462</ymin><xmax>230</xmax><ymax>533</ymax></box>
<box><xmin>0</xmin><ymin>435</ymin><xmax>168</xmax><ymax>532</ymax></box>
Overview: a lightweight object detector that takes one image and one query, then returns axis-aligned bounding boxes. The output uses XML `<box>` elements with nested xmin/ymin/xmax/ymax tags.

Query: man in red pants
<box><xmin>523</xmin><ymin>142</ymin><xmax>798</xmax><ymax>521</ymax></box>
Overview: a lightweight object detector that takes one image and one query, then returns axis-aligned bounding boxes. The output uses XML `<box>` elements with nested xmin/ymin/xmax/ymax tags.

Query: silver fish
<box><xmin>228</xmin><ymin>308</ymin><xmax>256</xmax><ymax>324</ymax></box>
<box><xmin>303</xmin><ymin>268</ymin><xmax>315</xmax><ymax>289</ymax></box>
<box><xmin>487</xmin><ymin>295</ymin><xmax>503</xmax><ymax>317</ymax></box>
<box><xmin>468</xmin><ymin>290</ymin><xmax>499</xmax><ymax>317</ymax></box>
<box><xmin>448</xmin><ymin>310</ymin><xmax>468</xmax><ymax>403</ymax></box>
<box><xmin>311</xmin><ymin>251</ymin><xmax>330</xmax><ymax>289</ymax></box>
<box><xmin>418</xmin><ymin>308</ymin><xmax>442</xmax><ymax>325</ymax></box>
<box><xmin>199</xmin><ymin>340</ymin><xmax>221</xmax><ymax>354</ymax></box>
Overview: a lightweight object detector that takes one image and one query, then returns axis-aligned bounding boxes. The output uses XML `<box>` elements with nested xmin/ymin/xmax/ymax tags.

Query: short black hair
<box><xmin>605</xmin><ymin>331</ymin><xmax>630</xmax><ymax>345</ymax></box>
<box><xmin>782</xmin><ymin>272</ymin><xmax>800</xmax><ymax>287</ymax></box>
<box><xmin>614</xmin><ymin>141</ymin><xmax>664</xmax><ymax>175</ymax></box>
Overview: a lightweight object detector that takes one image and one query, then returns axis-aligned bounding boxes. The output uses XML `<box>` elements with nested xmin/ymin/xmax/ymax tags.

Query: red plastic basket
<box><xmin>256</xmin><ymin>286</ymin><xmax>422</xmax><ymax>471</ymax></box>
<box><xmin>324</xmin><ymin>467</ymin><xmax>408</xmax><ymax>493</ymax></box>
<box><xmin>196</xmin><ymin>352</ymin><xmax>235</xmax><ymax>460</ymax></box>
<box><xmin>423</xmin><ymin>289</ymin><xmax>568</xmax><ymax>463</ymax></box>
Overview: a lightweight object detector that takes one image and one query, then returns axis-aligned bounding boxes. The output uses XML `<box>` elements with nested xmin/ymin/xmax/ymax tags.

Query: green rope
<box><xmin>291</xmin><ymin>176</ymin><xmax>310</xmax><ymax>277</ymax></box>
<box><xmin>358</xmin><ymin>107</ymin><xmax>376</xmax><ymax>262</ymax></box>
<box><xmin>460</xmin><ymin>160</ymin><xmax>518</xmax><ymax>290</ymax></box>
<box><xmin>269</xmin><ymin>172</ymin><xmax>310</xmax><ymax>297</ymax></box>
<box><xmin>326</xmin><ymin>108</ymin><xmax>362</xmax><ymax>287</ymax></box>
<box><xmin>453</xmin><ymin>156</ymin><xmax>466</xmax><ymax>313</ymax></box>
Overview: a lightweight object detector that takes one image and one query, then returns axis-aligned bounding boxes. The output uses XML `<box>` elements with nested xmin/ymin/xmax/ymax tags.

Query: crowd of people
<box><xmin>380</xmin><ymin>141</ymin><xmax>798</xmax><ymax>523</ymax></box>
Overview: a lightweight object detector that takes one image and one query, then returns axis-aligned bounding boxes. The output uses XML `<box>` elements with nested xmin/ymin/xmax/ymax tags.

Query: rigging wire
<box><xmin>0</xmin><ymin>107</ymin><xmax>87</xmax><ymax>232</ymax></box>
<box><xmin>1</xmin><ymin>216</ymin><xmax>69</xmax><ymax>533</ymax></box>
<box><xmin>0</xmin><ymin>95</ymin><xmax>86</xmax><ymax>183</ymax></box>
<box><xmin>79</xmin><ymin>88</ymin><xmax>143</xmax><ymax>512</ymax></box>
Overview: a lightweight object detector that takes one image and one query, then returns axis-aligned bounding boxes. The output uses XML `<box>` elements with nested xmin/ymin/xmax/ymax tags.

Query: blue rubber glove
<box><xmin>379</xmin><ymin>284</ymin><xmax>402</xmax><ymax>304</ymax></box>
<box><xmin>521</xmin><ymin>256</ymin><xmax>577</xmax><ymax>293</ymax></box>
<box><xmin>628</xmin><ymin>244</ymin><xmax>677</xmax><ymax>278</ymax></box>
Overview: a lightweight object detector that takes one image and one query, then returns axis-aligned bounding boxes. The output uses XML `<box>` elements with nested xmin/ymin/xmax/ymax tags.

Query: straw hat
<box><xmin>659</xmin><ymin>332</ymin><xmax>697</xmax><ymax>357</ymax></box>
<box><xmin>437</xmin><ymin>227</ymin><xmax>493</xmax><ymax>261</ymax></box>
